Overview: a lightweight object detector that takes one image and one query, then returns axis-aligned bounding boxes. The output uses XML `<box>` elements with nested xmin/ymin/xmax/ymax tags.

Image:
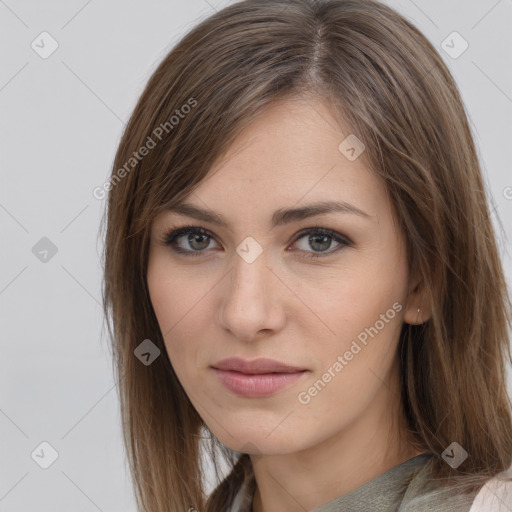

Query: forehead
<box><xmin>150</xmin><ymin>95</ymin><xmax>396</xmax><ymax>237</ymax></box>
<box><xmin>209</xmin><ymin>96</ymin><xmax>360</xmax><ymax>175</ymax></box>
<box><xmin>186</xmin><ymin>96</ymin><xmax>382</xmax><ymax>210</ymax></box>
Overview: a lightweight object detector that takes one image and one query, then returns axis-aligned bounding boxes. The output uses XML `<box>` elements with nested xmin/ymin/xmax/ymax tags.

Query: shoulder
<box><xmin>400</xmin><ymin>459</ymin><xmax>512</xmax><ymax>512</ymax></box>
<box><xmin>469</xmin><ymin>475</ymin><xmax>512</xmax><ymax>512</ymax></box>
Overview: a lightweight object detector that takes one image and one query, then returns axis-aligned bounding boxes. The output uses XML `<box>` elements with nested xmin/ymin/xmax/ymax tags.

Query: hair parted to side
<box><xmin>100</xmin><ymin>0</ymin><xmax>512</xmax><ymax>510</ymax></box>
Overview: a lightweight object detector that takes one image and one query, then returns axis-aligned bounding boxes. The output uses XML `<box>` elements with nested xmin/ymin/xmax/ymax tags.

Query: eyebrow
<box><xmin>166</xmin><ymin>200</ymin><xmax>371</xmax><ymax>230</ymax></box>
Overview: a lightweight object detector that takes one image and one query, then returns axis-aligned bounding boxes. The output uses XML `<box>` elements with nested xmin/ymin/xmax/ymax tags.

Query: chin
<box><xmin>211</xmin><ymin>423</ymin><xmax>308</xmax><ymax>456</ymax></box>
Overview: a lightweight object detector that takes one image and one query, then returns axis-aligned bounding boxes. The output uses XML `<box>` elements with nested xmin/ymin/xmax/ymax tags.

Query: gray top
<box><xmin>230</xmin><ymin>453</ymin><xmax>480</xmax><ymax>511</ymax></box>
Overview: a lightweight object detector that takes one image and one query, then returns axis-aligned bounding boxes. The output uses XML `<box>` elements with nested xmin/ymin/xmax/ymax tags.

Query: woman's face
<box><xmin>147</xmin><ymin>95</ymin><xmax>422</xmax><ymax>456</ymax></box>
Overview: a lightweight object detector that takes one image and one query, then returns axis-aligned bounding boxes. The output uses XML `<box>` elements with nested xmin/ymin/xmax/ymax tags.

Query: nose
<box><xmin>217</xmin><ymin>248</ymin><xmax>286</xmax><ymax>343</ymax></box>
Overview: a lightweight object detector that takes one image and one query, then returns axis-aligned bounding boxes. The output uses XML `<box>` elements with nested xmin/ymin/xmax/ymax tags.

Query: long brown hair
<box><xmin>100</xmin><ymin>0</ymin><xmax>512</xmax><ymax>510</ymax></box>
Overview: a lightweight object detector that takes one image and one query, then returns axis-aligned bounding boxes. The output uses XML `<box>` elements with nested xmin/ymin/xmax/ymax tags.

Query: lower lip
<box><xmin>213</xmin><ymin>368</ymin><xmax>307</xmax><ymax>398</ymax></box>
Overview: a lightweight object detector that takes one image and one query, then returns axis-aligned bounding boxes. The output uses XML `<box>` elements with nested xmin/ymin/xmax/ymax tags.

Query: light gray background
<box><xmin>1</xmin><ymin>0</ymin><xmax>511</xmax><ymax>510</ymax></box>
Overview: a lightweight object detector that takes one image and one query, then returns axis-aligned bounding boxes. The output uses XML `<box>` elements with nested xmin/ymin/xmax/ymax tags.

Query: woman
<box><xmin>101</xmin><ymin>0</ymin><xmax>512</xmax><ymax>510</ymax></box>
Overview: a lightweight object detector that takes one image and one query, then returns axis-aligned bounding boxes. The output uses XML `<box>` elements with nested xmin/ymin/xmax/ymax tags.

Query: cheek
<box><xmin>295</xmin><ymin>253</ymin><xmax>408</xmax><ymax>390</ymax></box>
<box><xmin>147</xmin><ymin>252</ymin><xmax>208</xmax><ymax>335</ymax></box>
<box><xmin>147</xmin><ymin>258</ymin><xmax>201</xmax><ymax>374</ymax></box>
<box><xmin>297</xmin><ymin>259</ymin><xmax>406</xmax><ymax>341</ymax></box>
<box><xmin>294</xmin><ymin>294</ymin><xmax>405</xmax><ymax>433</ymax></box>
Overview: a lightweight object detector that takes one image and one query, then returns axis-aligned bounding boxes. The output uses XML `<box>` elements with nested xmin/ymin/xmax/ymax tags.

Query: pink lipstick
<box><xmin>212</xmin><ymin>357</ymin><xmax>308</xmax><ymax>398</ymax></box>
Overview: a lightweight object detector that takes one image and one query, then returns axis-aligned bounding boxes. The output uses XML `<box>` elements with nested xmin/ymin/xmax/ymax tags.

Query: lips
<box><xmin>211</xmin><ymin>357</ymin><xmax>308</xmax><ymax>398</ymax></box>
<box><xmin>212</xmin><ymin>357</ymin><xmax>306</xmax><ymax>374</ymax></box>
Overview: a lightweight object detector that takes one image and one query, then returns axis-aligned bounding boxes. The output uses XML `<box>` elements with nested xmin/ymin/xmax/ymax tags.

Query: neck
<box><xmin>250</xmin><ymin>370</ymin><xmax>424</xmax><ymax>512</ymax></box>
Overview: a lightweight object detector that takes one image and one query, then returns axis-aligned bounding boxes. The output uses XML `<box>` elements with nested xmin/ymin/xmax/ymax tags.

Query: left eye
<box><xmin>292</xmin><ymin>229</ymin><xmax>348</xmax><ymax>257</ymax></box>
<box><xmin>162</xmin><ymin>226</ymin><xmax>351</xmax><ymax>259</ymax></box>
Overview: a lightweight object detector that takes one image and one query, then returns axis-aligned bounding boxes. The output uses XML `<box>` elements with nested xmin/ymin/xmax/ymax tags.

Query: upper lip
<box><xmin>212</xmin><ymin>357</ymin><xmax>306</xmax><ymax>374</ymax></box>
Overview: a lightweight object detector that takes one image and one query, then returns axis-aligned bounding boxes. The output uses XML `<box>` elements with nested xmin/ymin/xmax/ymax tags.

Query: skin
<box><xmin>147</xmin><ymin>95</ymin><xmax>430</xmax><ymax>512</ymax></box>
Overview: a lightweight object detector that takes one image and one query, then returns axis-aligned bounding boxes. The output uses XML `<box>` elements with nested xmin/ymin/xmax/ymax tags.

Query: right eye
<box><xmin>162</xmin><ymin>225</ymin><xmax>220</xmax><ymax>256</ymax></box>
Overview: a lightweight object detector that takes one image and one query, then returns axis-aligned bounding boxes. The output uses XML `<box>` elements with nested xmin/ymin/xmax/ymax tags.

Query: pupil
<box><xmin>311</xmin><ymin>234</ymin><xmax>331</xmax><ymax>252</ymax></box>
<box><xmin>189</xmin><ymin>233</ymin><xmax>209</xmax><ymax>250</ymax></box>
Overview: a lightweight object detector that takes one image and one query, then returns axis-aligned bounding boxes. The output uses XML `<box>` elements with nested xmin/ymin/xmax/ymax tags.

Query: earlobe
<box><xmin>403</xmin><ymin>278</ymin><xmax>432</xmax><ymax>325</ymax></box>
<box><xmin>404</xmin><ymin>306</ymin><xmax>425</xmax><ymax>325</ymax></box>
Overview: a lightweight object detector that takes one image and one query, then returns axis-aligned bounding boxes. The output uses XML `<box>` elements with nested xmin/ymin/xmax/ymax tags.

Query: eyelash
<box><xmin>159</xmin><ymin>223</ymin><xmax>352</xmax><ymax>259</ymax></box>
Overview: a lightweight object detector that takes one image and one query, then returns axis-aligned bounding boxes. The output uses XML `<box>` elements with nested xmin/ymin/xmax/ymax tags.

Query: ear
<box><xmin>403</xmin><ymin>272</ymin><xmax>432</xmax><ymax>325</ymax></box>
